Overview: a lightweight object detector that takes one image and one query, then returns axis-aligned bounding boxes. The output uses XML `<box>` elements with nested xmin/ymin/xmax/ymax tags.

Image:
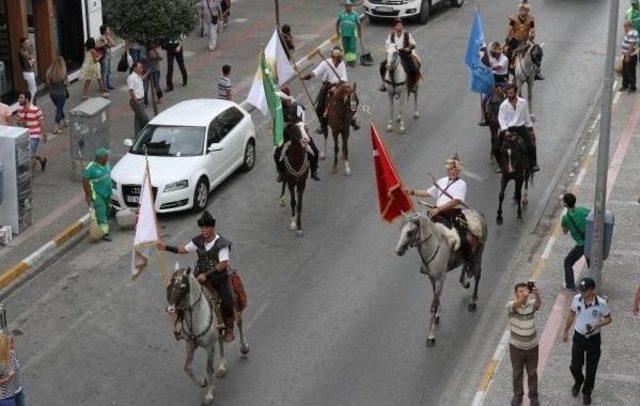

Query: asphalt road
<box><xmin>2</xmin><ymin>1</ymin><xmax>610</xmax><ymax>405</ymax></box>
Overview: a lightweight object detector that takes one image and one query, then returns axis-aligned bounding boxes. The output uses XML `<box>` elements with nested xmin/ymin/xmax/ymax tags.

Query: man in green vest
<box><xmin>627</xmin><ymin>0</ymin><xmax>640</xmax><ymax>32</ymax></box>
<box><xmin>561</xmin><ymin>193</ymin><xmax>590</xmax><ymax>292</ymax></box>
<box><xmin>336</xmin><ymin>0</ymin><xmax>361</xmax><ymax>67</ymax></box>
<box><xmin>83</xmin><ymin>147</ymin><xmax>113</xmax><ymax>241</ymax></box>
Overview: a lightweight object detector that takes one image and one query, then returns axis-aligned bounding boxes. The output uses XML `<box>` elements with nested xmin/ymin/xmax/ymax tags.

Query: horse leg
<box><xmin>427</xmin><ymin>275</ymin><xmax>445</xmax><ymax>346</ymax></box>
<box><xmin>398</xmin><ymin>89</ymin><xmax>406</xmax><ymax>133</ymax></box>
<box><xmin>515</xmin><ymin>177</ymin><xmax>523</xmax><ymax>224</ymax></box>
<box><xmin>296</xmin><ymin>184</ymin><xmax>304</xmax><ymax>237</ymax></box>
<box><xmin>289</xmin><ymin>183</ymin><xmax>297</xmax><ymax>231</ymax></box>
<box><xmin>279</xmin><ymin>179</ymin><xmax>286</xmax><ymax>207</ymax></box>
<box><xmin>413</xmin><ymin>88</ymin><xmax>419</xmax><ymax>119</ymax></box>
<box><xmin>184</xmin><ymin>341</ymin><xmax>207</xmax><ymax>388</ymax></box>
<box><xmin>331</xmin><ymin>132</ymin><xmax>339</xmax><ymax>173</ymax></box>
<box><xmin>468</xmin><ymin>248</ymin><xmax>484</xmax><ymax>311</ymax></box>
<box><xmin>459</xmin><ymin>262</ymin><xmax>470</xmax><ymax>289</ymax></box>
<box><xmin>204</xmin><ymin>342</ymin><xmax>216</xmax><ymax>404</ymax></box>
<box><xmin>342</xmin><ymin>132</ymin><xmax>351</xmax><ymax>176</ymax></box>
<box><xmin>497</xmin><ymin>176</ymin><xmax>507</xmax><ymax>225</ymax></box>
<box><xmin>387</xmin><ymin>91</ymin><xmax>394</xmax><ymax>132</ymax></box>
<box><xmin>320</xmin><ymin>134</ymin><xmax>327</xmax><ymax>160</ymax></box>
<box><xmin>238</xmin><ymin>315</ymin><xmax>250</xmax><ymax>355</ymax></box>
<box><xmin>523</xmin><ymin>178</ymin><xmax>529</xmax><ymax>206</ymax></box>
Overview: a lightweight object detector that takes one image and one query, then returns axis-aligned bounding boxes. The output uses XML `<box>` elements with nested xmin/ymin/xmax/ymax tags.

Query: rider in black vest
<box><xmin>380</xmin><ymin>18</ymin><xmax>420</xmax><ymax>93</ymax></box>
<box><xmin>158</xmin><ymin>210</ymin><xmax>236</xmax><ymax>342</ymax></box>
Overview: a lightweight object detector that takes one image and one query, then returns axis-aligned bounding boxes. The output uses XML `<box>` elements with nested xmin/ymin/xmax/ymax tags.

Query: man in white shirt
<box><xmin>488</xmin><ymin>42</ymin><xmax>510</xmax><ymax>85</ymax></box>
<box><xmin>302</xmin><ymin>46</ymin><xmax>348</xmax><ymax>136</ymax></box>
<box><xmin>127</xmin><ymin>62</ymin><xmax>149</xmax><ymax>137</ymax></box>
<box><xmin>158</xmin><ymin>211</ymin><xmax>236</xmax><ymax>342</ymax></box>
<box><xmin>380</xmin><ymin>18</ymin><xmax>420</xmax><ymax>92</ymax></box>
<box><xmin>497</xmin><ymin>83</ymin><xmax>539</xmax><ymax>173</ymax></box>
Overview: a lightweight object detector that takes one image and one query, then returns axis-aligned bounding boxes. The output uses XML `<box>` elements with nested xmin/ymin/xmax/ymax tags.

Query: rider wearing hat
<box><xmin>302</xmin><ymin>46</ymin><xmax>348</xmax><ymax>136</ymax></box>
<box><xmin>380</xmin><ymin>18</ymin><xmax>420</xmax><ymax>93</ymax></box>
<box><xmin>404</xmin><ymin>155</ymin><xmax>474</xmax><ymax>261</ymax></box>
<box><xmin>506</xmin><ymin>1</ymin><xmax>544</xmax><ymax>80</ymax></box>
<box><xmin>336</xmin><ymin>0</ymin><xmax>361</xmax><ymax>67</ymax></box>
<box><xmin>158</xmin><ymin>211</ymin><xmax>236</xmax><ymax>342</ymax></box>
<box><xmin>273</xmin><ymin>87</ymin><xmax>320</xmax><ymax>181</ymax></box>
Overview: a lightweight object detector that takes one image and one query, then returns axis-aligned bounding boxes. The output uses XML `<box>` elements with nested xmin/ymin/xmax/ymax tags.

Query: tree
<box><xmin>103</xmin><ymin>0</ymin><xmax>197</xmax><ymax>46</ymax></box>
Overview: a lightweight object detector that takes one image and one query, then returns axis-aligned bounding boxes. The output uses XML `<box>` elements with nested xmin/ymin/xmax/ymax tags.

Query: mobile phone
<box><xmin>527</xmin><ymin>281</ymin><xmax>535</xmax><ymax>290</ymax></box>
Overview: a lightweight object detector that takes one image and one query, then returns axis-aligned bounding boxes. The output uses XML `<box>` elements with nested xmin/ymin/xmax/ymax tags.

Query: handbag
<box><xmin>117</xmin><ymin>52</ymin><xmax>128</xmax><ymax>72</ymax></box>
<box><xmin>206</xmin><ymin>0</ymin><xmax>219</xmax><ymax>25</ymax></box>
<box><xmin>64</xmin><ymin>85</ymin><xmax>70</xmax><ymax>99</ymax></box>
<box><xmin>614</xmin><ymin>55</ymin><xmax>623</xmax><ymax>74</ymax></box>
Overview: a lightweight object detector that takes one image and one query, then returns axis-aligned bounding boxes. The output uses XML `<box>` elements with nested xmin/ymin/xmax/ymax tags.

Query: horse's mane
<box><xmin>334</xmin><ymin>82</ymin><xmax>353</xmax><ymax>99</ymax></box>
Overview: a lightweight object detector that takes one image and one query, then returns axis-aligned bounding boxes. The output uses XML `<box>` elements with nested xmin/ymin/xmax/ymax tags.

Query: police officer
<box><xmin>158</xmin><ymin>211</ymin><xmax>236</xmax><ymax>342</ymax></box>
<box><xmin>562</xmin><ymin>277</ymin><xmax>612</xmax><ymax>405</ymax></box>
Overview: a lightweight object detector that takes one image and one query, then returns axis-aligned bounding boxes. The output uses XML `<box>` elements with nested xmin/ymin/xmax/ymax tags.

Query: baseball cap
<box><xmin>578</xmin><ymin>277</ymin><xmax>596</xmax><ymax>292</ymax></box>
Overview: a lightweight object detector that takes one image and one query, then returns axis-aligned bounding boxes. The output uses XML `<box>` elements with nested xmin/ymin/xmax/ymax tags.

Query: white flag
<box><xmin>247</xmin><ymin>29</ymin><xmax>296</xmax><ymax>115</ymax></box>
<box><xmin>131</xmin><ymin>165</ymin><xmax>159</xmax><ymax>279</ymax></box>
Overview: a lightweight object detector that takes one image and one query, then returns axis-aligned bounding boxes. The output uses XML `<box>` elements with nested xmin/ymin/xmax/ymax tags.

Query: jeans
<box><xmin>14</xmin><ymin>390</ymin><xmax>25</xmax><ymax>406</ymax></box>
<box><xmin>0</xmin><ymin>396</ymin><xmax>15</xmax><ymax>406</ymax></box>
<box><xmin>49</xmin><ymin>93</ymin><xmax>66</xmax><ymax>125</ymax></box>
<box><xmin>143</xmin><ymin>71</ymin><xmax>163</xmax><ymax>102</ymax></box>
<box><xmin>509</xmin><ymin>344</ymin><xmax>539</xmax><ymax>403</ymax></box>
<box><xmin>100</xmin><ymin>53</ymin><xmax>112</xmax><ymax>88</ymax></box>
<box><xmin>571</xmin><ymin>332</ymin><xmax>601</xmax><ymax>394</ymax></box>
<box><xmin>622</xmin><ymin>54</ymin><xmax>638</xmax><ymax>90</ymax></box>
<box><xmin>564</xmin><ymin>245</ymin><xmax>586</xmax><ymax>290</ymax></box>
<box><xmin>29</xmin><ymin>138</ymin><xmax>40</xmax><ymax>155</ymax></box>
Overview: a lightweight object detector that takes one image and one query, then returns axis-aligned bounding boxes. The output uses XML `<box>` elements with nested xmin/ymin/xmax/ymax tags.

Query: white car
<box><xmin>110</xmin><ymin>99</ymin><xmax>256</xmax><ymax>213</ymax></box>
<box><xmin>363</xmin><ymin>0</ymin><xmax>464</xmax><ymax>24</ymax></box>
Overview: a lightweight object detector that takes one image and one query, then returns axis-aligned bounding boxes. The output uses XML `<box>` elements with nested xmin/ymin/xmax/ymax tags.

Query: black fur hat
<box><xmin>197</xmin><ymin>211</ymin><xmax>216</xmax><ymax>228</ymax></box>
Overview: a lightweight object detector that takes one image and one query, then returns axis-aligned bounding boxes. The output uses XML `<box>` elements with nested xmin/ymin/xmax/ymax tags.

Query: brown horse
<box><xmin>327</xmin><ymin>82</ymin><xmax>359</xmax><ymax>176</ymax></box>
<box><xmin>279</xmin><ymin>121</ymin><xmax>310</xmax><ymax>236</ymax></box>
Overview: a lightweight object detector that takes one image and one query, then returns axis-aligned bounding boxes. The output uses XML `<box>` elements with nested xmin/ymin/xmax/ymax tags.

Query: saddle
<box><xmin>202</xmin><ymin>271</ymin><xmax>248</xmax><ymax>329</ymax></box>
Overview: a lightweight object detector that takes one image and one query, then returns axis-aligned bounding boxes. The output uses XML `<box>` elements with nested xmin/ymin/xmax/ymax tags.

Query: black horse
<box><xmin>496</xmin><ymin>131</ymin><xmax>531</xmax><ymax>225</ymax></box>
<box><xmin>278</xmin><ymin>122</ymin><xmax>310</xmax><ymax>236</ymax></box>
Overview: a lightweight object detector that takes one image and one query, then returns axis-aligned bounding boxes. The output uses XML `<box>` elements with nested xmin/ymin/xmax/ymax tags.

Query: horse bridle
<box><xmin>175</xmin><ymin>273</ymin><xmax>214</xmax><ymax>342</ymax></box>
<box><xmin>283</xmin><ymin>122</ymin><xmax>310</xmax><ymax>179</ymax></box>
<box><xmin>408</xmin><ymin>217</ymin><xmax>441</xmax><ymax>267</ymax></box>
<box><xmin>384</xmin><ymin>48</ymin><xmax>406</xmax><ymax>88</ymax></box>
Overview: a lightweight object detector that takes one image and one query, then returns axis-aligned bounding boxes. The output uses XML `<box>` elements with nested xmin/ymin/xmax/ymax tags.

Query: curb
<box><xmin>0</xmin><ymin>214</ymin><xmax>89</xmax><ymax>290</ymax></box>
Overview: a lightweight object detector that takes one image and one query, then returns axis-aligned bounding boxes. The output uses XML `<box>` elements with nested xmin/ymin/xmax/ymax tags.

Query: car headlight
<box><xmin>111</xmin><ymin>179</ymin><xmax>117</xmax><ymax>190</ymax></box>
<box><xmin>164</xmin><ymin>179</ymin><xmax>189</xmax><ymax>192</ymax></box>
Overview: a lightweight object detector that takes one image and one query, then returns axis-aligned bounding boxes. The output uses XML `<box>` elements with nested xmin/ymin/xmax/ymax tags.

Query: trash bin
<box><xmin>584</xmin><ymin>210</ymin><xmax>614</xmax><ymax>261</ymax></box>
<box><xmin>69</xmin><ymin>97</ymin><xmax>111</xmax><ymax>181</ymax></box>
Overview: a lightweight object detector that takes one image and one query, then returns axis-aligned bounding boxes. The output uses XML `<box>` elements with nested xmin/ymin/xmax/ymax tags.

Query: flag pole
<box><xmin>280</xmin><ymin>28</ymin><xmax>321</xmax><ymax>118</ymax></box>
<box><xmin>143</xmin><ymin>146</ymin><xmax>169</xmax><ymax>287</ymax></box>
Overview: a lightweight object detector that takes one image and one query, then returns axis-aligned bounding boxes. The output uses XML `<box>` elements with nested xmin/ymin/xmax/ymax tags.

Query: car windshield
<box><xmin>130</xmin><ymin>125</ymin><xmax>205</xmax><ymax>157</ymax></box>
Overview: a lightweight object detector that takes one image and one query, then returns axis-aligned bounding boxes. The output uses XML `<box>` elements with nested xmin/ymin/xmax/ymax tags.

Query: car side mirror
<box><xmin>123</xmin><ymin>139</ymin><xmax>133</xmax><ymax>147</ymax></box>
<box><xmin>208</xmin><ymin>144</ymin><xmax>223</xmax><ymax>152</ymax></box>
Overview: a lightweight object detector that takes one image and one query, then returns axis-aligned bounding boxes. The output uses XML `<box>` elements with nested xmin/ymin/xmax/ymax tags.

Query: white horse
<box><xmin>383</xmin><ymin>43</ymin><xmax>419</xmax><ymax>134</ymax></box>
<box><xmin>514</xmin><ymin>43</ymin><xmax>543</xmax><ymax>117</ymax></box>
<box><xmin>167</xmin><ymin>266</ymin><xmax>249</xmax><ymax>405</ymax></box>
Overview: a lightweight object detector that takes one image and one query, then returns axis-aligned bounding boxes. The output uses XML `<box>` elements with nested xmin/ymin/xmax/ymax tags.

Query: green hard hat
<box><xmin>344</xmin><ymin>0</ymin><xmax>354</xmax><ymax>5</ymax></box>
<box><xmin>94</xmin><ymin>147</ymin><xmax>109</xmax><ymax>158</ymax></box>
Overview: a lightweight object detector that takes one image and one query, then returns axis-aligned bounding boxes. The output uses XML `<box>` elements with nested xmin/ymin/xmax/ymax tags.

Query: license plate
<box><xmin>130</xmin><ymin>187</ymin><xmax>141</xmax><ymax>194</ymax></box>
<box><xmin>376</xmin><ymin>6</ymin><xmax>393</xmax><ymax>13</ymax></box>
<box><xmin>126</xmin><ymin>195</ymin><xmax>139</xmax><ymax>204</ymax></box>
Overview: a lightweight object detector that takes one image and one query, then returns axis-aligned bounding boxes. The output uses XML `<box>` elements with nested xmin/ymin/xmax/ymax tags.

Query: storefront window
<box><xmin>0</xmin><ymin>0</ymin><xmax>14</xmax><ymax>103</ymax></box>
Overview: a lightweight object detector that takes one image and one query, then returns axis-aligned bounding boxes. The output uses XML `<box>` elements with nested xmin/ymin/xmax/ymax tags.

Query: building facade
<box><xmin>0</xmin><ymin>0</ymin><xmax>103</xmax><ymax>104</ymax></box>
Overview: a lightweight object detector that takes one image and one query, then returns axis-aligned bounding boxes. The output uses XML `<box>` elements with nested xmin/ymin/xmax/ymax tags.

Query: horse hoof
<box><xmin>496</xmin><ymin>217</ymin><xmax>503</xmax><ymax>225</ymax></box>
<box><xmin>345</xmin><ymin>167</ymin><xmax>352</xmax><ymax>176</ymax></box>
<box><xmin>278</xmin><ymin>197</ymin><xmax>285</xmax><ymax>207</ymax></box>
<box><xmin>426</xmin><ymin>337</ymin><xmax>436</xmax><ymax>347</ymax></box>
<box><xmin>296</xmin><ymin>230</ymin><xmax>304</xmax><ymax>237</ymax></box>
<box><xmin>468</xmin><ymin>302</ymin><xmax>477</xmax><ymax>312</ymax></box>
<box><xmin>386</xmin><ymin>124</ymin><xmax>393</xmax><ymax>132</ymax></box>
<box><xmin>289</xmin><ymin>221</ymin><xmax>297</xmax><ymax>231</ymax></box>
<box><xmin>215</xmin><ymin>367</ymin><xmax>226</xmax><ymax>379</ymax></box>
<box><xmin>463</xmin><ymin>281</ymin><xmax>470</xmax><ymax>289</ymax></box>
<box><xmin>413</xmin><ymin>111</ymin><xmax>420</xmax><ymax>119</ymax></box>
<box><xmin>202</xmin><ymin>396</ymin><xmax>214</xmax><ymax>406</ymax></box>
<box><xmin>399</xmin><ymin>127</ymin><xmax>406</xmax><ymax>134</ymax></box>
<box><xmin>523</xmin><ymin>199</ymin><xmax>529</xmax><ymax>206</ymax></box>
<box><xmin>199</xmin><ymin>377</ymin><xmax>209</xmax><ymax>387</ymax></box>
<box><xmin>240</xmin><ymin>344</ymin><xmax>250</xmax><ymax>355</ymax></box>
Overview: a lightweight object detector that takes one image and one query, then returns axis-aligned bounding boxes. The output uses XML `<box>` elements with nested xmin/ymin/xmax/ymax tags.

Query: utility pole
<box><xmin>590</xmin><ymin>0</ymin><xmax>619</xmax><ymax>286</ymax></box>
<box><xmin>275</xmin><ymin>0</ymin><xmax>281</xmax><ymax>29</ymax></box>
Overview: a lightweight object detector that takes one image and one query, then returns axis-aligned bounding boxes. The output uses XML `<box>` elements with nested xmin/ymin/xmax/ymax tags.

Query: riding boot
<box><xmin>534</xmin><ymin>73</ymin><xmax>545</xmax><ymax>81</ymax></box>
<box><xmin>223</xmin><ymin>319</ymin><xmax>235</xmax><ymax>342</ymax></box>
<box><xmin>530</xmin><ymin>143</ymin><xmax>539</xmax><ymax>172</ymax></box>
<box><xmin>274</xmin><ymin>148</ymin><xmax>284</xmax><ymax>182</ymax></box>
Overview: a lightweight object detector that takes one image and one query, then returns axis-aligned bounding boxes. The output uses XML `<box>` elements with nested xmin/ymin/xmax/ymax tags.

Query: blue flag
<box><xmin>464</xmin><ymin>10</ymin><xmax>494</xmax><ymax>94</ymax></box>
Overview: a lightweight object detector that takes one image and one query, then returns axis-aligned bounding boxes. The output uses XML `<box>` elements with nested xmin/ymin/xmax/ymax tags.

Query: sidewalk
<box><xmin>481</xmin><ymin>81</ymin><xmax>640</xmax><ymax>405</ymax></box>
<box><xmin>0</xmin><ymin>2</ymin><xmax>338</xmax><ymax>287</ymax></box>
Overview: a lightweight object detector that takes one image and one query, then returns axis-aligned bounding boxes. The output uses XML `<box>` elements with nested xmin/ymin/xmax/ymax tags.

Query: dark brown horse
<box><xmin>496</xmin><ymin>131</ymin><xmax>531</xmax><ymax>225</ymax></box>
<box><xmin>279</xmin><ymin>122</ymin><xmax>310</xmax><ymax>236</ymax></box>
<box><xmin>326</xmin><ymin>82</ymin><xmax>359</xmax><ymax>176</ymax></box>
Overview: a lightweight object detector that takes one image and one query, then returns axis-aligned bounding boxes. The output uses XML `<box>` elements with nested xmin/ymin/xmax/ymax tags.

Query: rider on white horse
<box><xmin>273</xmin><ymin>87</ymin><xmax>321</xmax><ymax>182</ymax></box>
<box><xmin>158</xmin><ymin>211</ymin><xmax>236</xmax><ymax>343</ymax></box>
<box><xmin>497</xmin><ymin>83</ymin><xmax>539</xmax><ymax>173</ymax></box>
<box><xmin>404</xmin><ymin>155</ymin><xmax>475</xmax><ymax>261</ymax></box>
<box><xmin>379</xmin><ymin>18</ymin><xmax>420</xmax><ymax>93</ymax></box>
<box><xmin>505</xmin><ymin>0</ymin><xmax>544</xmax><ymax>80</ymax></box>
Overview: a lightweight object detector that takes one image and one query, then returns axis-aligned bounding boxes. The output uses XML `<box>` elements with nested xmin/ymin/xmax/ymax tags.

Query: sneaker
<box><xmin>102</xmin><ymin>233</ymin><xmax>112</xmax><ymax>242</ymax></box>
<box><xmin>618</xmin><ymin>86</ymin><xmax>629</xmax><ymax>92</ymax></box>
<box><xmin>495</xmin><ymin>167</ymin><xmax>503</xmax><ymax>174</ymax></box>
<box><xmin>379</xmin><ymin>83</ymin><xmax>387</xmax><ymax>92</ymax></box>
<box><xmin>629</xmin><ymin>88</ymin><xmax>637</xmax><ymax>94</ymax></box>
<box><xmin>583</xmin><ymin>392</ymin><xmax>592</xmax><ymax>405</ymax></box>
<box><xmin>571</xmin><ymin>382</ymin><xmax>582</xmax><ymax>397</ymax></box>
<box><xmin>107</xmin><ymin>86</ymin><xmax>115</xmax><ymax>90</ymax></box>
<box><xmin>534</xmin><ymin>74</ymin><xmax>545</xmax><ymax>81</ymax></box>
<box><xmin>510</xmin><ymin>397</ymin><xmax>522</xmax><ymax>406</ymax></box>
<box><xmin>311</xmin><ymin>172</ymin><xmax>321</xmax><ymax>181</ymax></box>
<box><xmin>315</xmin><ymin>127</ymin><xmax>324</xmax><ymax>135</ymax></box>
<box><xmin>532</xmin><ymin>165</ymin><xmax>540</xmax><ymax>172</ymax></box>
<box><xmin>41</xmin><ymin>157</ymin><xmax>47</xmax><ymax>171</ymax></box>
<box><xmin>165</xmin><ymin>86</ymin><xmax>174</xmax><ymax>92</ymax></box>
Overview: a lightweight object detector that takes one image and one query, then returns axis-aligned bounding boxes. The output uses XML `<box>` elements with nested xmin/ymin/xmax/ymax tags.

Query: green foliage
<box><xmin>103</xmin><ymin>0</ymin><xmax>197</xmax><ymax>46</ymax></box>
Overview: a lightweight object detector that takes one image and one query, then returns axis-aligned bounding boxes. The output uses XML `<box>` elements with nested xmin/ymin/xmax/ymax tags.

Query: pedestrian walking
<box><xmin>562</xmin><ymin>277</ymin><xmax>612</xmax><ymax>405</ymax></box>
<box><xmin>561</xmin><ymin>193</ymin><xmax>590</xmax><ymax>292</ymax></box>
<box><xmin>0</xmin><ymin>334</ymin><xmax>23</xmax><ymax>406</ymax></box>
<box><xmin>127</xmin><ymin>41</ymin><xmax>143</xmax><ymax>64</ymax></box>
<box><xmin>18</xmin><ymin>38</ymin><xmax>37</xmax><ymax>105</ymax></box>
<box><xmin>336</xmin><ymin>0</ymin><xmax>361</xmax><ymax>67</ymax></box>
<box><xmin>0</xmin><ymin>102</ymin><xmax>11</xmax><ymax>126</ymax></box>
<box><xmin>83</xmin><ymin>147</ymin><xmax>113</xmax><ymax>242</ymax></box>
<box><xmin>507</xmin><ymin>282</ymin><xmax>541</xmax><ymax>406</ymax></box>
<box><xmin>201</xmin><ymin>0</ymin><xmax>222</xmax><ymax>51</ymax></box>
<box><xmin>127</xmin><ymin>62</ymin><xmax>149</xmax><ymax>137</ymax></box>
<box><xmin>620</xmin><ymin>20</ymin><xmax>638</xmax><ymax>93</ymax></box>
<box><xmin>6</xmin><ymin>336</ymin><xmax>24</xmax><ymax>406</ymax></box>
<box><xmin>280</xmin><ymin>24</ymin><xmax>295</xmax><ymax>60</ymax></box>
<box><xmin>221</xmin><ymin>0</ymin><xmax>231</xmax><ymax>29</ymax></box>
<box><xmin>218</xmin><ymin>64</ymin><xmax>232</xmax><ymax>100</ymax></box>
<box><xmin>80</xmin><ymin>37</ymin><xmax>109</xmax><ymax>100</ymax></box>
<box><xmin>145</xmin><ymin>45</ymin><xmax>164</xmax><ymax>104</ymax></box>
<box><xmin>162</xmin><ymin>35</ymin><xmax>188</xmax><ymax>92</ymax></box>
<box><xmin>46</xmin><ymin>56</ymin><xmax>69</xmax><ymax>134</ymax></box>
<box><xmin>16</xmin><ymin>91</ymin><xmax>47</xmax><ymax>172</ymax></box>
<box><xmin>96</xmin><ymin>25</ymin><xmax>116</xmax><ymax>91</ymax></box>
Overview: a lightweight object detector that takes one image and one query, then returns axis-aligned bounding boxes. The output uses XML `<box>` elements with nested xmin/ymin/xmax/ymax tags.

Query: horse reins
<box><xmin>410</xmin><ymin>219</ymin><xmax>441</xmax><ymax>267</ymax></box>
<box><xmin>178</xmin><ymin>277</ymin><xmax>214</xmax><ymax>342</ymax></box>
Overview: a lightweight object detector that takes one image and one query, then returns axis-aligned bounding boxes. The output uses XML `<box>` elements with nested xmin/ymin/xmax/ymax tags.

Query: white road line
<box><xmin>541</xmin><ymin>236</ymin><xmax>557</xmax><ymax>260</ymax></box>
<box><xmin>613</xmin><ymin>90</ymin><xmax>622</xmax><ymax>105</ymax></box>
<box><xmin>574</xmin><ymin>166</ymin><xmax>587</xmax><ymax>186</ymax></box>
<box><xmin>588</xmin><ymin>137</ymin><xmax>599</xmax><ymax>156</ymax></box>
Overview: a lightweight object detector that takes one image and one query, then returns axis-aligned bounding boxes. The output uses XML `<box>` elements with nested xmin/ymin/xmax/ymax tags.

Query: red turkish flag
<box><xmin>370</xmin><ymin>121</ymin><xmax>414</xmax><ymax>222</ymax></box>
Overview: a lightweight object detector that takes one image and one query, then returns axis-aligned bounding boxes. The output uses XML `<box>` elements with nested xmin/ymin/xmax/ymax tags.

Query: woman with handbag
<box><xmin>201</xmin><ymin>0</ymin><xmax>222</xmax><ymax>51</ymax></box>
<box><xmin>80</xmin><ymin>37</ymin><xmax>109</xmax><ymax>100</ymax></box>
<box><xmin>46</xmin><ymin>56</ymin><xmax>69</xmax><ymax>134</ymax></box>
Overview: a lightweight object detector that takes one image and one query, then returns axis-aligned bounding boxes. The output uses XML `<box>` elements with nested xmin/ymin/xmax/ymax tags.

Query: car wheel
<box><xmin>450</xmin><ymin>0</ymin><xmax>464</xmax><ymax>8</ymax></box>
<box><xmin>241</xmin><ymin>140</ymin><xmax>256</xmax><ymax>171</ymax></box>
<box><xmin>192</xmin><ymin>178</ymin><xmax>209</xmax><ymax>213</ymax></box>
<box><xmin>418</xmin><ymin>1</ymin><xmax>431</xmax><ymax>24</ymax></box>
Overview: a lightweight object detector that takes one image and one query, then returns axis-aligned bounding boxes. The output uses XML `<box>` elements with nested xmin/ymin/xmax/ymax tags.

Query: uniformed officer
<box><xmin>562</xmin><ymin>277</ymin><xmax>612</xmax><ymax>405</ymax></box>
<box><xmin>82</xmin><ymin>147</ymin><xmax>112</xmax><ymax>241</ymax></box>
<box><xmin>158</xmin><ymin>211</ymin><xmax>236</xmax><ymax>342</ymax></box>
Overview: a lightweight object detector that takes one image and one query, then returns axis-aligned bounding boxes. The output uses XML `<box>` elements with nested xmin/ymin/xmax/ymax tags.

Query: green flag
<box><xmin>260</xmin><ymin>52</ymin><xmax>284</xmax><ymax>147</ymax></box>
